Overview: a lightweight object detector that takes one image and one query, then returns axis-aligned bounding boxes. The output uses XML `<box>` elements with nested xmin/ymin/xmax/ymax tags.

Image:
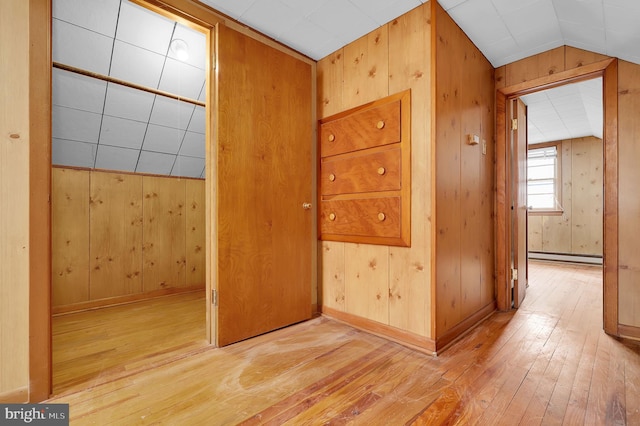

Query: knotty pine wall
<box><xmin>528</xmin><ymin>137</ymin><xmax>603</xmax><ymax>257</ymax></box>
<box><xmin>317</xmin><ymin>2</ymin><xmax>496</xmax><ymax>347</ymax></box>
<box><xmin>434</xmin><ymin>5</ymin><xmax>495</xmax><ymax>340</ymax></box>
<box><xmin>496</xmin><ymin>47</ymin><xmax>640</xmax><ymax>334</ymax></box>
<box><xmin>52</xmin><ymin>167</ymin><xmax>205</xmax><ymax>312</ymax></box>
<box><xmin>0</xmin><ymin>0</ymin><xmax>30</xmax><ymax>401</ymax></box>
<box><xmin>318</xmin><ymin>3</ymin><xmax>432</xmax><ymax>338</ymax></box>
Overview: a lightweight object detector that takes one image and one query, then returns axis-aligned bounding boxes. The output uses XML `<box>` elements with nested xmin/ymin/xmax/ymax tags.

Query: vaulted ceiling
<box><xmin>52</xmin><ymin>0</ymin><xmax>635</xmax><ymax>175</ymax></box>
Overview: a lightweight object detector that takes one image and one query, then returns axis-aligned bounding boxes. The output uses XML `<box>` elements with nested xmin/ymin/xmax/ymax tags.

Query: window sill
<box><xmin>528</xmin><ymin>209</ymin><xmax>564</xmax><ymax>216</ymax></box>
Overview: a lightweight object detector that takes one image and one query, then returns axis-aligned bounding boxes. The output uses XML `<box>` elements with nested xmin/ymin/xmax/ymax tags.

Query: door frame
<box><xmin>496</xmin><ymin>58</ymin><xmax>618</xmax><ymax>336</ymax></box>
<box><xmin>31</xmin><ymin>0</ymin><xmax>316</xmax><ymax>401</ymax></box>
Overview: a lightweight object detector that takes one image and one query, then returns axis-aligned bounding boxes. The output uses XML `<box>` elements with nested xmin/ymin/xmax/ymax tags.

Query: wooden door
<box><xmin>511</xmin><ymin>98</ymin><xmax>528</xmax><ymax>308</ymax></box>
<box><xmin>215</xmin><ymin>24</ymin><xmax>313</xmax><ymax>346</ymax></box>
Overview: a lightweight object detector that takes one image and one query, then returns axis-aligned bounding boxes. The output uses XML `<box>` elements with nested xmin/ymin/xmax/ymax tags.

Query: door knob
<box><xmin>302</xmin><ymin>203</ymin><xmax>312</xmax><ymax>210</ymax></box>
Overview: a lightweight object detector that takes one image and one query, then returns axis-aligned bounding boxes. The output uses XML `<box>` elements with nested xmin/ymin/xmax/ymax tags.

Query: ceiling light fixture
<box><xmin>170</xmin><ymin>38</ymin><xmax>189</xmax><ymax>62</ymax></box>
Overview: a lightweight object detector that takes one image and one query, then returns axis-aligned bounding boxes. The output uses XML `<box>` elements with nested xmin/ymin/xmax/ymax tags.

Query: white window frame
<box><xmin>527</xmin><ymin>142</ymin><xmax>563</xmax><ymax>215</ymax></box>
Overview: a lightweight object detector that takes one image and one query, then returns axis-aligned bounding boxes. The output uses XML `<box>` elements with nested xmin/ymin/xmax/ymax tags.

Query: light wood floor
<box><xmin>52</xmin><ymin>291</ymin><xmax>207</xmax><ymax>394</ymax></box>
<box><xmin>48</xmin><ymin>262</ymin><xmax>640</xmax><ymax>425</ymax></box>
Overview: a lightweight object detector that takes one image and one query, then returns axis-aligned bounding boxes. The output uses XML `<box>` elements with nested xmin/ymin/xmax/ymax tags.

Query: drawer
<box><xmin>320</xmin><ymin>100</ymin><xmax>401</xmax><ymax>158</ymax></box>
<box><xmin>320</xmin><ymin>197</ymin><xmax>401</xmax><ymax>238</ymax></box>
<box><xmin>320</xmin><ymin>148</ymin><xmax>401</xmax><ymax>196</ymax></box>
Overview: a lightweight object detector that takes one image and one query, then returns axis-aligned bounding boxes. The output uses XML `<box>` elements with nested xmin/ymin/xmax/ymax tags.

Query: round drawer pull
<box><xmin>328</xmin><ymin>134</ymin><xmax>335</xmax><ymax>142</ymax></box>
<box><xmin>377</xmin><ymin>167</ymin><xmax>386</xmax><ymax>175</ymax></box>
<box><xmin>378</xmin><ymin>212</ymin><xmax>386</xmax><ymax>222</ymax></box>
<box><xmin>376</xmin><ymin>120</ymin><xmax>385</xmax><ymax>129</ymax></box>
<box><xmin>329</xmin><ymin>213</ymin><xmax>336</xmax><ymax>221</ymax></box>
<box><xmin>329</xmin><ymin>173</ymin><xmax>336</xmax><ymax>182</ymax></box>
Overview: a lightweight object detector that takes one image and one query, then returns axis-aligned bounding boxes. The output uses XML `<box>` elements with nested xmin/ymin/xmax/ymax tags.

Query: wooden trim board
<box><xmin>29</xmin><ymin>0</ymin><xmax>52</xmax><ymax>403</ymax></box>
<box><xmin>321</xmin><ymin>305</ymin><xmax>436</xmax><ymax>355</ymax></box>
<box><xmin>52</xmin><ymin>285</ymin><xmax>205</xmax><ymax>316</ymax></box>
<box><xmin>0</xmin><ymin>387</ymin><xmax>29</xmax><ymax>404</ymax></box>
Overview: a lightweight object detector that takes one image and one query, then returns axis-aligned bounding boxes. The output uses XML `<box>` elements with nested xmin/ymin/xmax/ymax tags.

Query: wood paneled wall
<box><xmin>318</xmin><ymin>2</ymin><xmax>495</xmax><ymax>348</ymax></box>
<box><xmin>434</xmin><ymin>5</ymin><xmax>495</xmax><ymax>339</ymax></box>
<box><xmin>0</xmin><ymin>0</ymin><xmax>30</xmax><ymax>401</ymax></box>
<box><xmin>497</xmin><ymin>47</ymin><xmax>640</xmax><ymax>335</ymax></box>
<box><xmin>318</xmin><ymin>4</ymin><xmax>432</xmax><ymax>338</ymax></box>
<box><xmin>528</xmin><ymin>137</ymin><xmax>603</xmax><ymax>256</ymax></box>
<box><xmin>52</xmin><ymin>168</ymin><xmax>205</xmax><ymax>311</ymax></box>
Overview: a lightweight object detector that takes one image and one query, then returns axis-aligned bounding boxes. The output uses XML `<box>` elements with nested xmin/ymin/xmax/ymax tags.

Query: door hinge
<box><xmin>211</xmin><ymin>289</ymin><xmax>218</xmax><ymax>306</ymax></box>
<box><xmin>511</xmin><ymin>118</ymin><xmax>518</xmax><ymax>131</ymax></box>
<box><xmin>511</xmin><ymin>268</ymin><xmax>518</xmax><ymax>281</ymax></box>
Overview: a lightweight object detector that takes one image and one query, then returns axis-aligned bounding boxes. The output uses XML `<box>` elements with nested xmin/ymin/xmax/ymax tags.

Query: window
<box><xmin>527</xmin><ymin>144</ymin><xmax>562</xmax><ymax>214</ymax></box>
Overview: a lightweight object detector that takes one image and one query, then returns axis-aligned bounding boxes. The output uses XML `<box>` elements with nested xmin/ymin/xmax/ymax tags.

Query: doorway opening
<box><xmin>50</xmin><ymin>0</ymin><xmax>212</xmax><ymax>394</ymax></box>
<box><xmin>516</xmin><ymin>77</ymin><xmax>605</xmax><ymax>313</ymax></box>
<box><xmin>496</xmin><ymin>58</ymin><xmax>618</xmax><ymax>336</ymax></box>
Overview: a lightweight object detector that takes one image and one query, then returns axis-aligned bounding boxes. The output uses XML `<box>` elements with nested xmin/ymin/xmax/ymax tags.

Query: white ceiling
<box><xmin>52</xmin><ymin>0</ymin><xmax>207</xmax><ymax>178</ymax></box>
<box><xmin>52</xmin><ymin>0</ymin><xmax>630</xmax><ymax>175</ymax></box>
<box><xmin>200</xmin><ymin>0</ymin><xmax>640</xmax><ymax>66</ymax></box>
<box><xmin>522</xmin><ymin>78</ymin><xmax>603</xmax><ymax>144</ymax></box>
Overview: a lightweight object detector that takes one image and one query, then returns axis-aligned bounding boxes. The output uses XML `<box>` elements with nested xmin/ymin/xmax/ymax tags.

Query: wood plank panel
<box><xmin>342</xmin><ymin>27</ymin><xmax>389</xmax><ymax>109</ymax></box>
<box><xmin>52</xmin><ymin>168</ymin><xmax>90</xmax><ymax>306</ymax></box>
<box><xmin>505</xmin><ymin>46</ymin><xmax>565</xmax><ymax>87</ymax></box>
<box><xmin>565</xmin><ymin>46</ymin><xmax>610</xmax><ymax>70</ymax></box>
<box><xmin>319</xmin><ymin>241</ymin><xmax>345</xmax><ymax>311</ymax></box>
<box><xmin>618</xmin><ymin>60</ymin><xmax>640</xmax><ymax>327</ymax></box>
<box><xmin>317</xmin><ymin>50</ymin><xmax>344</xmax><ymax>119</ymax></box>
<box><xmin>479</xmin><ymin>59</ymin><xmax>496</xmax><ymax>308</ymax></box>
<box><xmin>142</xmin><ymin>176</ymin><xmax>186</xmax><ymax>292</ymax></box>
<box><xmin>542</xmin><ymin>140</ymin><xmax>572</xmax><ymax>253</ymax></box>
<box><xmin>571</xmin><ymin>137</ymin><xmax>603</xmax><ymax>255</ymax></box>
<box><xmin>344</xmin><ymin>243</ymin><xmax>389</xmax><ymax>324</ymax></box>
<box><xmin>0</xmin><ymin>0</ymin><xmax>30</xmax><ymax>397</ymax></box>
<box><xmin>387</xmin><ymin>4</ymin><xmax>432</xmax><ymax>337</ymax></box>
<box><xmin>434</xmin><ymin>5</ymin><xmax>463</xmax><ymax>334</ymax></box>
<box><xmin>317</xmin><ymin>49</ymin><xmax>347</xmax><ymax>320</ymax></box>
<box><xmin>185</xmin><ymin>179</ymin><xmax>205</xmax><ymax>287</ymax></box>
<box><xmin>459</xmin><ymin>30</ymin><xmax>483</xmax><ymax>318</ymax></box>
<box><xmin>528</xmin><ymin>215</ymin><xmax>543</xmax><ymax>251</ymax></box>
<box><xmin>90</xmin><ymin>172</ymin><xmax>143</xmax><ymax>300</ymax></box>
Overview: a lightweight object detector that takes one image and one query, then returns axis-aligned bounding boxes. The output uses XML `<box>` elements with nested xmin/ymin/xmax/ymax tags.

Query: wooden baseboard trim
<box><xmin>618</xmin><ymin>324</ymin><xmax>640</xmax><ymax>341</ymax></box>
<box><xmin>435</xmin><ymin>301</ymin><xmax>496</xmax><ymax>353</ymax></box>
<box><xmin>320</xmin><ymin>306</ymin><xmax>436</xmax><ymax>355</ymax></box>
<box><xmin>0</xmin><ymin>387</ymin><xmax>28</xmax><ymax>403</ymax></box>
<box><xmin>52</xmin><ymin>285</ymin><xmax>205</xmax><ymax>316</ymax></box>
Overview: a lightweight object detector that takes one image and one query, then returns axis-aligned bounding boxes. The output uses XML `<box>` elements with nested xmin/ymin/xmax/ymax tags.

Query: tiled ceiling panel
<box><xmin>103</xmin><ymin>83</ymin><xmax>155</xmax><ymax>122</ymax></box>
<box><xmin>52</xmin><ymin>0</ymin><xmax>120</xmax><ymax>37</ymax></box>
<box><xmin>52</xmin><ymin>0</ymin><xmax>207</xmax><ymax>178</ymax></box>
<box><xmin>99</xmin><ymin>115</ymin><xmax>147</xmax><ymax>149</ymax></box>
<box><xmin>53</xmin><ymin>68</ymin><xmax>107</xmax><ymax>113</ymax></box>
<box><xmin>521</xmin><ymin>78</ymin><xmax>603</xmax><ymax>145</ymax></box>
<box><xmin>115</xmin><ymin>1</ymin><xmax>174</xmax><ymax>54</ymax></box>
<box><xmin>53</xmin><ymin>20</ymin><xmax>114</xmax><ymax>75</ymax></box>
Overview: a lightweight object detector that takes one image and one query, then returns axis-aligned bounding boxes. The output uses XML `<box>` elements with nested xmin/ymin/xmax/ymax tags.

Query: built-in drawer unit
<box><xmin>318</xmin><ymin>90</ymin><xmax>411</xmax><ymax>247</ymax></box>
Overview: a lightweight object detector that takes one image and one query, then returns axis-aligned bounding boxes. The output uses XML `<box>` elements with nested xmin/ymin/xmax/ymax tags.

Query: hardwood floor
<box><xmin>52</xmin><ymin>291</ymin><xmax>207</xmax><ymax>394</ymax></box>
<box><xmin>48</xmin><ymin>262</ymin><xmax>640</xmax><ymax>425</ymax></box>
